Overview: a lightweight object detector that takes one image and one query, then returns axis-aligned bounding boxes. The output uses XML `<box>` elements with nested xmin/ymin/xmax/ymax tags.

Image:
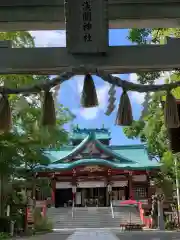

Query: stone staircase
<box><xmin>47</xmin><ymin>206</ymin><xmax>142</xmax><ymax>229</ymax></box>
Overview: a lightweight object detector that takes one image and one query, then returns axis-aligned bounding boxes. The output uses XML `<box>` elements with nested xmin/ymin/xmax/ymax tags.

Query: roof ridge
<box><xmin>110</xmin><ymin>144</ymin><xmax>146</xmax><ymax>149</ymax></box>
<box><xmin>94</xmin><ymin>139</ymin><xmax>136</xmax><ymax>164</ymax></box>
<box><xmin>70</xmin><ymin>128</ymin><xmax>111</xmax><ymax>140</ymax></box>
<box><xmin>53</xmin><ymin>134</ymin><xmax>92</xmax><ymax>164</ymax></box>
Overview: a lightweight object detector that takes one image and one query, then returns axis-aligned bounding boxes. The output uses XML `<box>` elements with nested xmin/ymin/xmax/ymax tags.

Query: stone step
<box><xmin>47</xmin><ymin>206</ymin><xmax>142</xmax><ymax>229</ymax></box>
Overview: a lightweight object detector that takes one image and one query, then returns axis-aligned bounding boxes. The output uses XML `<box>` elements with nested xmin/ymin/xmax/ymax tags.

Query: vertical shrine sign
<box><xmin>65</xmin><ymin>0</ymin><xmax>108</xmax><ymax>54</ymax></box>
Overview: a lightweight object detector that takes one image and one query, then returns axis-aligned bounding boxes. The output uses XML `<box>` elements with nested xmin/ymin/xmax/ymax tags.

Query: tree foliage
<box><xmin>0</xmin><ymin>31</ymin><xmax>73</xmax><ymax>216</ymax></box>
<box><xmin>125</xmin><ymin>28</ymin><xmax>180</xmax><ymax>194</ymax></box>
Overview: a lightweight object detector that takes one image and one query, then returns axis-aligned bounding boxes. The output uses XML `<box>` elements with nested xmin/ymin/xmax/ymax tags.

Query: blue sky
<box><xmin>31</xmin><ymin>29</ymin><xmax>146</xmax><ymax>145</ymax></box>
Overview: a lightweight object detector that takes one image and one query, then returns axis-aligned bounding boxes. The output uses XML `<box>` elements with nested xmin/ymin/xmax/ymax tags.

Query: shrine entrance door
<box><xmin>84</xmin><ymin>187</ymin><xmax>106</xmax><ymax>207</ymax></box>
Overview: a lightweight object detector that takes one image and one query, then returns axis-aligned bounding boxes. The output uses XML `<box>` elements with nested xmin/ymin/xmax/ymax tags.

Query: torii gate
<box><xmin>0</xmin><ymin>0</ymin><xmax>180</xmax><ymax>30</ymax></box>
<box><xmin>0</xmin><ymin>1</ymin><xmax>179</xmax><ymax>230</ymax></box>
<box><xmin>0</xmin><ymin>0</ymin><xmax>180</xmax><ymax>74</ymax></box>
<box><xmin>0</xmin><ymin>0</ymin><xmax>179</xmax><ymax>129</ymax></box>
<box><xmin>0</xmin><ymin>0</ymin><xmax>178</xmax><ymax>128</ymax></box>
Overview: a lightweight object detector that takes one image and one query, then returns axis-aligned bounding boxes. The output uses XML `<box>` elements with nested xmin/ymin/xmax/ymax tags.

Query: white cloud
<box><xmin>128</xmin><ymin>72</ymin><xmax>171</xmax><ymax>104</ymax></box>
<box><xmin>130</xmin><ymin>92</ymin><xmax>146</xmax><ymax>105</ymax></box>
<box><xmin>128</xmin><ymin>73</ymin><xmax>145</xmax><ymax>104</ymax></box>
<box><xmin>129</xmin><ymin>73</ymin><xmax>138</xmax><ymax>84</ymax></box>
<box><xmin>29</xmin><ymin>30</ymin><xmax>66</xmax><ymax>47</ymax></box>
<box><xmin>79</xmin><ymin>108</ymin><xmax>99</xmax><ymax>120</ymax></box>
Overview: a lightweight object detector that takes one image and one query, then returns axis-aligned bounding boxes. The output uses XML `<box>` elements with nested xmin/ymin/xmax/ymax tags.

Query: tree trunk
<box><xmin>32</xmin><ymin>176</ymin><xmax>36</xmax><ymax>209</ymax></box>
<box><xmin>0</xmin><ymin>174</ymin><xmax>2</xmax><ymax>216</ymax></box>
<box><xmin>0</xmin><ymin>175</ymin><xmax>6</xmax><ymax>216</ymax></box>
<box><xmin>151</xmin><ymin>197</ymin><xmax>158</xmax><ymax>228</ymax></box>
<box><xmin>157</xmin><ymin>199</ymin><xmax>165</xmax><ymax>230</ymax></box>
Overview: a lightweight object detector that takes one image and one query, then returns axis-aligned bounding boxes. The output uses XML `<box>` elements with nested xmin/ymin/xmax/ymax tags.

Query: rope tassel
<box><xmin>115</xmin><ymin>91</ymin><xmax>133</xmax><ymax>126</ymax></box>
<box><xmin>41</xmin><ymin>90</ymin><xmax>56</xmax><ymax>126</ymax></box>
<box><xmin>164</xmin><ymin>91</ymin><xmax>180</xmax><ymax>128</ymax></box>
<box><xmin>0</xmin><ymin>95</ymin><xmax>12</xmax><ymax>132</ymax></box>
<box><xmin>81</xmin><ymin>74</ymin><xmax>99</xmax><ymax>108</ymax></box>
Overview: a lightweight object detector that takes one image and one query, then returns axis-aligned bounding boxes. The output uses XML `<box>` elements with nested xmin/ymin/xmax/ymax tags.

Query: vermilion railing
<box><xmin>26</xmin><ymin>200</ymin><xmax>47</xmax><ymax>227</ymax></box>
<box><xmin>138</xmin><ymin>202</ymin><xmax>152</xmax><ymax>228</ymax></box>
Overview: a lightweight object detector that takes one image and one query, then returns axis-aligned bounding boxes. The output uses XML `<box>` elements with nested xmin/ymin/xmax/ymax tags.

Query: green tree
<box><xmin>125</xmin><ymin>28</ymin><xmax>180</xmax><ymax>194</ymax></box>
<box><xmin>124</xmin><ymin>28</ymin><xmax>180</xmax><ymax>226</ymax></box>
<box><xmin>0</xmin><ymin>32</ymin><xmax>73</xmax><ymax>217</ymax></box>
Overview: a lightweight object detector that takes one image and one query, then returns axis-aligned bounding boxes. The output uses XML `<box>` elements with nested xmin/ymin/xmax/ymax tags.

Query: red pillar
<box><xmin>51</xmin><ymin>176</ymin><xmax>56</xmax><ymax>205</ymax></box>
<box><xmin>107</xmin><ymin>168</ymin><xmax>112</xmax><ymax>182</ymax></box>
<box><xmin>107</xmin><ymin>168</ymin><xmax>112</xmax><ymax>206</ymax></box>
<box><xmin>128</xmin><ymin>171</ymin><xmax>134</xmax><ymax>199</ymax></box>
<box><xmin>72</xmin><ymin>169</ymin><xmax>76</xmax><ymax>205</ymax></box>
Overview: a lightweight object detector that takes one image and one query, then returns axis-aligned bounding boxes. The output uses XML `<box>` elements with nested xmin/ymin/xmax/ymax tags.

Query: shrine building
<box><xmin>36</xmin><ymin>127</ymin><xmax>160</xmax><ymax>208</ymax></box>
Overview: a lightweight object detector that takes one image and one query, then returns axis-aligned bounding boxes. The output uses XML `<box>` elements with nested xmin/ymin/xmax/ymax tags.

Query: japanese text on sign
<box><xmin>82</xmin><ymin>0</ymin><xmax>92</xmax><ymax>42</ymax></box>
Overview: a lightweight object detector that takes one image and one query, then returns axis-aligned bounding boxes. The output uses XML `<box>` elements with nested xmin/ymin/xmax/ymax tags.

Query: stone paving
<box><xmin>22</xmin><ymin>229</ymin><xmax>180</xmax><ymax>240</ymax></box>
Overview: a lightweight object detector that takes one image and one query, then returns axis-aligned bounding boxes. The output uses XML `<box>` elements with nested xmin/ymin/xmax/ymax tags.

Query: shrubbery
<box><xmin>0</xmin><ymin>207</ymin><xmax>53</xmax><ymax>238</ymax></box>
<box><xmin>0</xmin><ymin>232</ymin><xmax>10</xmax><ymax>240</ymax></box>
<box><xmin>165</xmin><ymin>220</ymin><xmax>177</xmax><ymax>230</ymax></box>
<box><xmin>33</xmin><ymin>208</ymin><xmax>53</xmax><ymax>232</ymax></box>
<box><xmin>0</xmin><ymin>217</ymin><xmax>11</xmax><ymax>233</ymax></box>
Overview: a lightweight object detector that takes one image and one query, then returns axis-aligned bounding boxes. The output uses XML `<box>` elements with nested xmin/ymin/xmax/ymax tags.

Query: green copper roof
<box><xmin>70</xmin><ymin>127</ymin><xmax>111</xmax><ymax>140</ymax></box>
<box><xmin>35</xmin><ymin>158</ymin><xmax>160</xmax><ymax>172</ymax></box>
<box><xmin>44</xmin><ymin>146</ymin><xmax>74</xmax><ymax>162</ymax></box>
<box><xmin>40</xmin><ymin>130</ymin><xmax>161</xmax><ymax>172</ymax></box>
<box><xmin>44</xmin><ymin>132</ymin><xmax>136</xmax><ymax>164</ymax></box>
<box><xmin>110</xmin><ymin>145</ymin><xmax>151</xmax><ymax>164</ymax></box>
